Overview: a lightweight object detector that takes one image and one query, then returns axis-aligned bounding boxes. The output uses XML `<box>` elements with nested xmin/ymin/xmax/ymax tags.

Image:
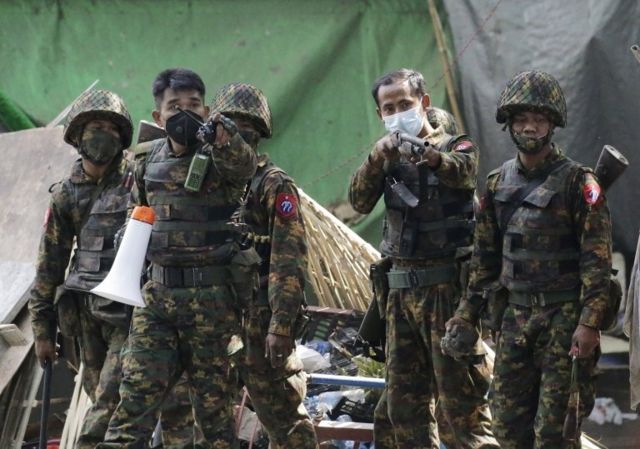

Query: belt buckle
<box><xmin>531</xmin><ymin>292</ymin><xmax>545</xmax><ymax>307</ymax></box>
<box><xmin>191</xmin><ymin>267</ymin><xmax>204</xmax><ymax>287</ymax></box>
<box><xmin>408</xmin><ymin>270</ymin><xmax>419</xmax><ymax>288</ymax></box>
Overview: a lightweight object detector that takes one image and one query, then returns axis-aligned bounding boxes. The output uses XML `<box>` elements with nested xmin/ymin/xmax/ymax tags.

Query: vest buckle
<box><xmin>408</xmin><ymin>270</ymin><xmax>420</xmax><ymax>288</ymax></box>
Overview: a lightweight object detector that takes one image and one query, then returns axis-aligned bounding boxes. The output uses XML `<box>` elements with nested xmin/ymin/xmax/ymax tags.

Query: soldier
<box><xmin>447</xmin><ymin>70</ymin><xmax>612</xmax><ymax>448</ymax></box>
<box><xmin>209</xmin><ymin>82</ymin><xmax>319</xmax><ymax>449</ymax></box>
<box><xmin>98</xmin><ymin>68</ymin><xmax>257</xmax><ymax>449</ymax></box>
<box><xmin>349</xmin><ymin>68</ymin><xmax>498</xmax><ymax>449</ymax></box>
<box><xmin>28</xmin><ymin>89</ymin><xmax>136</xmax><ymax>449</ymax></box>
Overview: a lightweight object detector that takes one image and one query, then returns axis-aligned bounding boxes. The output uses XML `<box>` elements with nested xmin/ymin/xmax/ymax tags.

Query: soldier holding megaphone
<box><xmin>97</xmin><ymin>68</ymin><xmax>258</xmax><ymax>449</ymax></box>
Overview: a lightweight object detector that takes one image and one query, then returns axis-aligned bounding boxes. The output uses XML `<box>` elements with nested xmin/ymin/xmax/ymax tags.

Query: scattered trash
<box><xmin>587</xmin><ymin>397</ymin><xmax>638</xmax><ymax>425</ymax></box>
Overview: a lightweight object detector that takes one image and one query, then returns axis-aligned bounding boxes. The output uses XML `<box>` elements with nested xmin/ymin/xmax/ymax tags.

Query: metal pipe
<box><xmin>308</xmin><ymin>373</ymin><xmax>385</xmax><ymax>389</ymax></box>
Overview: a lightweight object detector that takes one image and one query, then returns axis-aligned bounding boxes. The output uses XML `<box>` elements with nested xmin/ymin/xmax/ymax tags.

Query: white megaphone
<box><xmin>92</xmin><ymin>206</ymin><xmax>155</xmax><ymax>308</ymax></box>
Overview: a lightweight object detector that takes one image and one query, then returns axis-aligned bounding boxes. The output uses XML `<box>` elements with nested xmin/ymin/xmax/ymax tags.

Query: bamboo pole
<box><xmin>427</xmin><ymin>0</ymin><xmax>466</xmax><ymax>133</ymax></box>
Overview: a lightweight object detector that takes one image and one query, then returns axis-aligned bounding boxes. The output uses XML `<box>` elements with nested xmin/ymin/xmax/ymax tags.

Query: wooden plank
<box><xmin>0</xmin><ymin>324</ymin><xmax>28</xmax><ymax>346</ymax></box>
<box><xmin>314</xmin><ymin>420</ymin><xmax>373</xmax><ymax>443</ymax></box>
<box><xmin>0</xmin><ymin>127</ymin><xmax>78</xmax><ymax>264</ymax></box>
<box><xmin>0</xmin><ymin>261</ymin><xmax>35</xmax><ymax>324</ymax></box>
<box><xmin>0</xmin><ymin>307</ymin><xmax>35</xmax><ymax>397</ymax></box>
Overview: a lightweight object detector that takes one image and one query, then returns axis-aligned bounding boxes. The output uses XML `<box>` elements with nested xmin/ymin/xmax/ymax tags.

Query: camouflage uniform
<box><xmin>99</xmin><ymin>127</ymin><xmax>257</xmax><ymax>449</ymax></box>
<box><xmin>350</xmin><ymin>126</ymin><xmax>498</xmax><ymax>449</ymax></box>
<box><xmin>211</xmin><ymin>83</ymin><xmax>319</xmax><ymax>449</ymax></box>
<box><xmin>455</xmin><ymin>71</ymin><xmax>612</xmax><ymax>449</ymax></box>
<box><xmin>28</xmin><ymin>90</ymin><xmax>137</xmax><ymax>449</ymax></box>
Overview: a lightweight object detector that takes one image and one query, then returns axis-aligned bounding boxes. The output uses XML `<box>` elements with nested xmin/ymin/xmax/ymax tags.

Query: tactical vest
<box><xmin>245</xmin><ymin>159</ymin><xmax>290</xmax><ymax>278</ymax></box>
<box><xmin>380</xmin><ymin>135</ymin><xmax>475</xmax><ymax>259</ymax></box>
<box><xmin>493</xmin><ymin>157</ymin><xmax>581</xmax><ymax>292</ymax></box>
<box><xmin>64</xmin><ymin>161</ymin><xmax>131</xmax><ymax>292</ymax></box>
<box><xmin>143</xmin><ymin>140</ymin><xmax>243</xmax><ymax>267</ymax></box>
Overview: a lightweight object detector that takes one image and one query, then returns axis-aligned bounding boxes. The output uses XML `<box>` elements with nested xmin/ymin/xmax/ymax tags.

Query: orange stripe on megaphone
<box><xmin>132</xmin><ymin>206</ymin><xmax>155</xmax><ymax>224</ymax></box>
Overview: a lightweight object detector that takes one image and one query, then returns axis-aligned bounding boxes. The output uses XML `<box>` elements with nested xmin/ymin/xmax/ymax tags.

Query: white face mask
<box><xmin>382</xmin><ymin>106</ymin><xmax>424</xmax><ymax>136</ymax></box>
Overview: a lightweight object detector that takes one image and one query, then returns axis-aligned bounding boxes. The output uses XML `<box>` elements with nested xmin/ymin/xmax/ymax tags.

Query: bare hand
<box><xmin>570</xmin><ymin>324</ymin><xmax>600</xmax><ymax>358</ymax></box>
<box><xmin>373</xmin><ymin>133</ymin><xmax>401</xmax><ymax>162</ymax></box>
<box><xmin>35</xmin><ymin>338</ymin><xmax>57</xmax><ymax>367</ymax></box>
<box><xmin>264</xmin><ymin>333</ymin><xmax>295</xmax><ymax>368</ymax></box>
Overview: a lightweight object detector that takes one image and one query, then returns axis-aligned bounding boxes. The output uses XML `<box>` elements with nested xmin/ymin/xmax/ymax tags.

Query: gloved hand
<box><xmin>441</xmin><ymin>315</ymin><xmax>479</xmax><ymax>361</ymax></box>
<box><xmin>197</xmin><ymin>113</ymin><xmax>239</xmax><ymax>147</ymax></box>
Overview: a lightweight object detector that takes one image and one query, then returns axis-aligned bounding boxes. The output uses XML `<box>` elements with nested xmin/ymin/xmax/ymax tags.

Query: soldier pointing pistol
<box><xmin>349</xmin><ymin>68</ymin><xmax>498</xmax><ymax>449</ymax></box>
<box><xmin>446</xmin><ymin>70</ymin><xmax>613</xmax><ymax>449</ymax></box>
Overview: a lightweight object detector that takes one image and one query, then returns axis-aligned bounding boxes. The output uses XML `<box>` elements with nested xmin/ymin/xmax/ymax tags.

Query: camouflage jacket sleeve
<box><xmin>456</xmin><ymin>172</ymin><xmax>502</xmax><ymax>323</ymax></box>
<box><xmin>570</xmin><ymin>169</ymin><xmax>613</xmax><ymax>328</ymax></box>
<box><xmin>428</xmin><ymin>136</ymin><xmax>478</xmax><ymax>190</ymax></box>
<box><xmin>128</xmin><ymin>154</ymin><xmax>149</xmax><ymax>212</ymax></box>
<box><xmin>210</xmin><ymin>134</ymin><xmax>257</xmax><ymax>187</ymax></box>
<box><xmin>29</xmin><ymin>183</ymin><xmax>75</xmax><ymax>341</ymax></box>
<box><xmin>263</xmin><ymin>177</ymin><xmax>308</xmax><ymax>337</ymax></box>
<box><xmin>348</xmin><ymin>148</ymin><xmax>386</xmax><ymax>214</ymax></box>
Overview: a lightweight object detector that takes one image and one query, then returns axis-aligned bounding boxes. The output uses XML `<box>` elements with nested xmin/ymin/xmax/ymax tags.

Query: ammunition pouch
<box><xmin>86</xmin><ymin>295</ymin><xmax>132</xmax><ymax>330</ymax></box>
<box><xmin>229</xmin><ymin>246</ymin><xmax>261</xmax><ymax>308</ymax></box>
<box><xmin>479</xmin><ymin>283</ymin><xmax>509</xmax><ymax>332</ymax></box>
<box><xmin>54</xmin><ymin>286</ymin><xmax>81</xmax><ymax>338</ymax></box>
<box><xmin>601</xmin><ymin>273</ymin><xmax>623</xmax><ymax>331</ymax></box>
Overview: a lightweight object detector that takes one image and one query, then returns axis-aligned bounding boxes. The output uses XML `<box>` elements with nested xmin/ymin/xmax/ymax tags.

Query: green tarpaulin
<box><xmin>0</xmin><ymin>0</ymin><xmax>453</xmax><ymax>245</ymax></box>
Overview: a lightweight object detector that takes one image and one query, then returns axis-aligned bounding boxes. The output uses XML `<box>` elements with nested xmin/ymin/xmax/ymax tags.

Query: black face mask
<box><xmin>165</xmin><ymin>110</ymin><xmax>203</xmax><ymax>147</ymax></box>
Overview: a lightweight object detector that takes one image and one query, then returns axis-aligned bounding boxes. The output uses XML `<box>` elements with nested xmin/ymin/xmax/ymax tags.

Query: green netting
<box><xmin>0</xmin><ymin>0</ymin><xmax>453</xmax><ymax>246</ymax></box>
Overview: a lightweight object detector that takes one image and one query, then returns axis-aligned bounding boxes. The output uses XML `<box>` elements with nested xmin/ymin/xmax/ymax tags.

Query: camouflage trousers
<box><xmin>237</xmin><ymin>305</ymin><xmax>319</xmax><ymax>449</ymax></box>
<box><xmin>157</xmin><ymin>374</ymin><xmax>205</xmax><ymax>449</ymax></box>
<box><xmin>74</xmin><ymin>305</ymin><xmax>129</xmax><ymax>449</ymax></box>
<box><xmin>73</xmin><ymin>298</ymin><xmax>205</xmax><ymax>449</ymax></box>
<box><xmin>491</xmin><ymin>301</ymin><xmax>598</xmax><ymax>449</ymax></box>
<box><xmin>98</xmin><ymin>280</ymin><xmax>243</xmax><ymax>449</ymax></box>
<box><xmin>374</xmin><ymin>280</ymin><xmax>498</xmax><ymax>449</ymax></box>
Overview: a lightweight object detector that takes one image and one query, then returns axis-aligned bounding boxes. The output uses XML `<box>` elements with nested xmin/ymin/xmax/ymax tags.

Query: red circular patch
<box><xmin>276</xmin><ymin>193</ymin><xmax>298</xmax><ymax>219</ymax></box>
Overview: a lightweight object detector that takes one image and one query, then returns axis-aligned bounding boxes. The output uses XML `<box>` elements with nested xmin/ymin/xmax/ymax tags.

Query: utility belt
<box><xmin>150</xmin><ymin>263</ymin><xmax>229</xmax><ymax>288</ymax></box>
<box><xmin>386</xmin><ymin>264</ymin><xmax>457</xmax><ymax>289</ymax></box>
<box><xmin>507</xmin><ymin>288</ymin><xmax>579</xmax><ymax>307</ymax></box>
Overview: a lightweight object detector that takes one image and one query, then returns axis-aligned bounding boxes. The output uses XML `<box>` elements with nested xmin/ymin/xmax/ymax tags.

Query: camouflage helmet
<box><xmin>210</xmin><ymin>83</ymin><xmax>272</xmax><ymax>138</ymax></box>
<box><xmin>64</xmin><ymin>89</ymin><xmax>134</xmax><ymax>148</ymax></box>
<box><xmin>496</xmin><ymin>70</ymin><xmax>567</xmax><ymax>128</ymax></box>
<box><xmin>427</xmin><ymin>106</ymin><xmax>458</xmax><ymax>135</ymax></box>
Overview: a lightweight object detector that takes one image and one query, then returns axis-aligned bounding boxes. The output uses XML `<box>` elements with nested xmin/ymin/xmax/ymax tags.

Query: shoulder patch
<box><xmin>453</xmin><ymin>140</ymin><xmax>473</xmax><ymax>152</ymax></box>
<box><xmin>275</xmin><ymin>192</ymin><xmax>298</xmax><ymax>219</ymax></box>
<box><xmin>582</xmin><ymin>174</ymin><xmax>602</xmax><ymax>205</ymax></box>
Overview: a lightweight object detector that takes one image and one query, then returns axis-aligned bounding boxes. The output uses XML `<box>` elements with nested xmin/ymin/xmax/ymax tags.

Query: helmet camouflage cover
<box><xmin>64</xmin><ymin>89</ymin><xmax>134</xmax><ymax>148</ymax></box>
<box><xmin>427</xmin><ymin>106</ymin><xmax>458</xmax><ymax>135</ymax></box>
<box><xmin>210</xmin><ymin>83</ymin><xmax>272</xmax><ymax>138</ymax></box>
<box><xmin>496</xmin><ymin>70</ymin><xmax>567</xmax><ymax>128</ymax></box>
